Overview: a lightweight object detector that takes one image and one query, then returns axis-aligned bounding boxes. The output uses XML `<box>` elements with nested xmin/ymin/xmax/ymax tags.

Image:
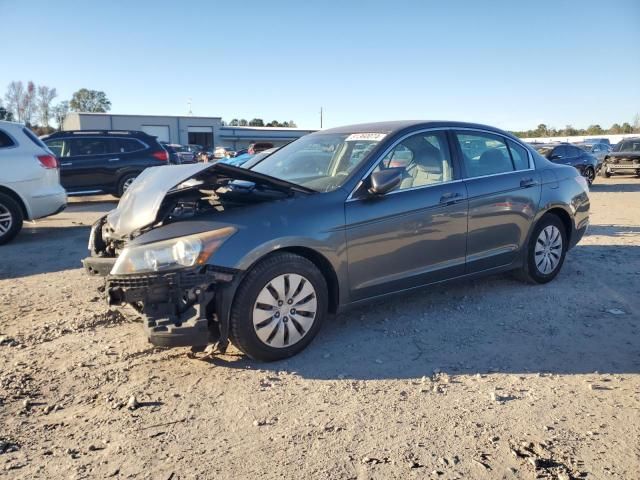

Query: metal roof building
<box><xmin>62</xmin><ymin>112</ymin><xmax>316</xmax><ymax>150</ymax></box>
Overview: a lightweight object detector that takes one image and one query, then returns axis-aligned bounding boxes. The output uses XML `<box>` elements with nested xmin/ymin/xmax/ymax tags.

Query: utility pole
<box><xmin>320</xmin><ymin>107</ymin><xmax>323</xmax><ymax>129</ymax></box>
<box><xmin>187</xmin><ymin>98</ymin><xmax>193</xmax><ymax>116</ymax></box>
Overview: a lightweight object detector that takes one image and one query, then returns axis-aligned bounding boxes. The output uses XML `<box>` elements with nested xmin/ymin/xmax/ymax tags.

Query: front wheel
<box><xmin>516</xmin><ymin>213</ymin><xmax>568</xmax><ymax>284</ymax></box>
<box><xmin>584</xmin><ymin>167</ymin><xmax>595</xmax><ymax>186</ymax></box>
<box><xmin>229</xmin><ymin>252</ymin><xmax>328</xmax><ymax>361</ymax></box>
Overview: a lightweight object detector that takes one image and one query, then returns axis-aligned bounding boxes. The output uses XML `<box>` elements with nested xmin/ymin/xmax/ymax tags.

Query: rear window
<box><xmin>23</xmin><ymin>128</ymin><xmax>47</xmax><ymax>149</ymax></box>
<box><xmin>0</xmin><ymin>130</ymin><xmax>15</xmax><ymax>148</ymax></box>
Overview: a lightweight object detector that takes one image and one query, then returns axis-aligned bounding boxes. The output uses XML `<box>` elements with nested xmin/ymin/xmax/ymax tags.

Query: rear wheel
<box><xmin>229</xmin><ymin>252</ymin><xmax>328</xmax><ymax>361</ymax></box>
<box><xmin>114</xmin><ymin>173</ymin><xmax>139</xmax><ymax>198</ymax></box>
<box><xmin>516</xmin><ymin>213</ymin><xmax>567</xmax><ymax>284</ymax></box>
<box><xmin>0</xmin><ymin>193</ymin><xmax>24</xmax><ymax>245</ymax></box>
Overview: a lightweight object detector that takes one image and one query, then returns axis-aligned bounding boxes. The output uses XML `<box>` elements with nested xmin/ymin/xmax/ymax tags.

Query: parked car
<box><xmin>160</xmin><ymin>143</ymin><xmax>182</xmax><ymax>165</ymax></box>
<box><xmin>248</xmin><ymin>142</ymin><xmax>274</xmax><ymax>154</ymax></box>
<box><xmin>532</xmin><ymin>142</ymin><xmax>598</xmax><ymax>185</ymax></box>
<box><xmin>574</xmin><ymin>142</ymin><xmax>609</xmax><ymax>170</ymax></box>
<box><xmin>0</xmin><ymin>121</ymin><xmax>67</xmax><ymax>244</ymax></box>
<box><xmin>220</xmin><ymin>147</ymin><xmax>278</xmax><ymax>168</ymax></box>
<box><xmin>585</xmin><ymin>137</ymin><xmax>611</xmax><ymax>147</ymax></box>
<box><xmin>600</xmin><ymin>137</ymin><xmax>640</xmax><ymax>177</ymax></box>
<box><xmin>166</xmin><ymin>144</ymin><xmax>197</xmax><ymax>164</ymax></box>
<box><xmin>84</xmin><ymin>121</ymin><xmax>590</xmax><ymax>361</ymax></box>
<box><xmin>234</xmin><ymin>148</ymin><xmax>249</xmax><ymax>157</ymax></box>
<box><xmin>42</xmin><ymin>130</ymin><xmax>170</xmax><ymax>197</ymax></box>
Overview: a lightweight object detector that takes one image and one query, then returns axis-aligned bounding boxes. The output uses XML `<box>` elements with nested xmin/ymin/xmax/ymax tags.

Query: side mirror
<box><xmin>368</xmin><ymin>168</ymin><xmax>403</xmax><ymax>195</ymax></box>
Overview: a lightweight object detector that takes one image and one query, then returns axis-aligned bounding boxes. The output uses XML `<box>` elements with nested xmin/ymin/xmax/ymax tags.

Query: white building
<box><xmin>62</xmin><ymin>112</ymin><xmax>316</xmax><ymax>150</ymax></box>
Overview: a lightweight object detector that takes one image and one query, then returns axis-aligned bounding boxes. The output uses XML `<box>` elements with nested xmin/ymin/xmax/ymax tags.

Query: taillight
<box><xmin>152</xmin><ymin>150</ymin><xmax>169</xmax><ymax>161</ymax></box>
<box><xmin>37</xmin><ymin>154</ymin><xmax>59</xmax><ymax>169</ymax></box>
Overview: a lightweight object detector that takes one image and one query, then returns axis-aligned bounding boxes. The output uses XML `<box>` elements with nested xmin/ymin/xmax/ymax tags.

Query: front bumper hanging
<box><xmin>106</xmin><ymin>267</ymin><xmax>236</xmax><ymax>348</ymax></box>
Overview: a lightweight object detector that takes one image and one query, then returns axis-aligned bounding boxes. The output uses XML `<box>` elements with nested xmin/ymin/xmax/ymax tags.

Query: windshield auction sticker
<box><xmin>346</xmin><ymin>133</ymin><xmax>387</xmax><ymax>142</ymax></box>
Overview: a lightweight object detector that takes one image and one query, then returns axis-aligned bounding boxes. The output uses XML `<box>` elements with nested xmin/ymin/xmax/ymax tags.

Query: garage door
<box><xmin>142</xmin><ymin>125</ymin><xmax>170</xmax><ymax>143</ymax></box>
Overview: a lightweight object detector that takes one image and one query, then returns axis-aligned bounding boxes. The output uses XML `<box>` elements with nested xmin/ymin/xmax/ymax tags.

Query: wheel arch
<box><xmin>539</xmin><ymin>207</ymin><xmax>574</xmax><ymax>246</ymax></box>
<box><xmin>0</xmin><ymin>185</ymin><xmax>30</xmax><ymax>220</ymax></box>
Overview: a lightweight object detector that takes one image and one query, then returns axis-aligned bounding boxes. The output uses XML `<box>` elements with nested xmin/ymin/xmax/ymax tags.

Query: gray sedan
<box><xmin>84</xmin><ymin>121</ymin><xmax>590</xmax><ymax>361</ymax></box>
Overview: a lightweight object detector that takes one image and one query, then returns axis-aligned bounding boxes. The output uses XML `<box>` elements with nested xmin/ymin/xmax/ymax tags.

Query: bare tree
<box><xmin>36</xmin><ymin>86</ymin><xmax>57</xmax><ymax>127</ymax></box>
<box><xmin>21</xmin><ymin>81</ymin><xmax>36</xmax><ymax>125</ymax></box>
<box><xmin>4</xmin><ymin>81</ymin><xmax>24</xmax><ymax>121</ymax></box>
<box><xmin>52</xmin><ymin>101</ymin><xmax>70</xmax><ymax>130</ymax></box>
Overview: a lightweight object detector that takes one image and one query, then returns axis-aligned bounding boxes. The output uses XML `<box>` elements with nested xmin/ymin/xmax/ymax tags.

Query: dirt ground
<box><xmin>1</xmin><ymin>177</ymin><xmax>638</xmax><ymax>480</ymax></box>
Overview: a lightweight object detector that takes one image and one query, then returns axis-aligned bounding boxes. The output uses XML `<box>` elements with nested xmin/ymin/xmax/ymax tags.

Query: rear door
<box><xmin>345</xmin><ymin>129</ymin><xmax>468</xmax><ymax>301</ymax></box>
<box><xmin>453</xmin><ymin>130</ymin><xmax>541</xmax><ymax>272</ymax></box>
<box><xmin>59</xmin><ymin>137</ymin><xmax>116</xmax><ymax>191</ymax></box>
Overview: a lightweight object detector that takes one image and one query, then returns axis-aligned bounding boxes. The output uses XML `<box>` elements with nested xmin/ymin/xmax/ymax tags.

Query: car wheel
<box><xmin>114</xmin><ymin>173</ymin><xmax>138</xmax><ymax>198</ymax></box>
<box><xmin>584</xmin><ymin>167</ymin><xmax>595</xmax><ymax>185</ymax></box>
<box><xmin>229</xmin><ymin>252</ymin><xmax>328</xmax><ymax>361</ymax></box>
<box><xmin>600</xmin><ymin>166</ymin><xmax>611</xmax><ymax>178</ymax></box>
<box><xmin>516</xmin><ymin>213</ymin><xmax>567</xmax><ymax>284</ymax></box>
<box><xmin>0</xmin><ymin>193</ymin><xmax>24</xmax><ymax>245</ymax></box>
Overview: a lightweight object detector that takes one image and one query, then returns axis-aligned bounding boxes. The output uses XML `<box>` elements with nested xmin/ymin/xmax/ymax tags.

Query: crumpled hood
<box><xmin>107</xmin><ymin>163</ymin><xmax>211</xmax><ymax>238</ymax></box>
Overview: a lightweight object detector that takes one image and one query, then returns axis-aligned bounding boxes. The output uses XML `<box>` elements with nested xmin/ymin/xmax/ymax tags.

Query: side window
<box><xmin>0</xmin><ymin>130</ymin><xmax>15</xmax><ymax>148</ymax></box>
<box><xmin>45</xmin><ymin>139</ymin><xmax>64</xmax><ymax>156</ymax></box>
<box><xmin>455</xmin><ymin>131</ymin><xmax>514</xmax><ymax>177</ymax></box>
<box><xmin>507</xmin><ymin>140</ymin><xmax>530</xmax><ymax>170</ymax></box>
<box><xmin>113</xmin><ymin>138</ymin><xmax>144</xmax><ymax>153</ymax></box>
<box><xmin>67</xmin><ymin>138</ymin><xmax>108</xmax><ymax>156</ymax></box>
<box><xmin>376</xmin><ymin>131</ymin><xmax>453</xmax><ymax>190</ymax></box>
<box><xmin>552</xmin><ymin>145</ymin><xmax>568</xmax><ymax>158</ymax></box>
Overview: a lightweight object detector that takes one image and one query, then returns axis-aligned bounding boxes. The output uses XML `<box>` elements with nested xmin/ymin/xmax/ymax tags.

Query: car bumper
<box><xmin>27</xmin><ymin>186</ymin><xmax>67</xmax><ymax>220</ymax></box>
<box><xmin>105</xmin><ymin>267</ymin><xmax>237</xmax><ymax>348</ymax></box>
<box><xmin>606</xmin><ymin>164</ymin><xmax>640</xmax><ymax>173</ymax></box>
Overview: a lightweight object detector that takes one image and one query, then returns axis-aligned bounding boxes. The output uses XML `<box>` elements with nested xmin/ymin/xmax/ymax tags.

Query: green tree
<box><xmin>622</xmin><ymin>122</ymin><xmax>633</xmax><ymax>134</ymax></box>
<box><xmin>69</xmin><ymin>88</ymin><xmax>111</xmax><ymax>112</ymax></box>
<box><xmin>52</xmin><ymin>101</ymin><xmax>70</xmax><ymax>130</ymax></box>
<box><xmin>0</xmin><ymin>105</ymin><xmax>13</xmax><ymax>121</ymax></box>
<box><xmin>238</xmin><ymin>118</ymin><xmax>248</xmax><ymax>126</ymax></box>
<box><xmin>229</xmin><ymin>118</ymin><xmax>239</xmax><ymax>126</ymax></box>
<box><xmin>610</xmin><ymin>123</ymin><xmax>622</xmax><ymax>134</ymax></box>
<box><xmin>249</xmin><ymin>118</ymin><xmax>264</xmax><ymax>127</ymax></box>
<box><xmin>586</xmin><ymin>124</ymin><xmax>603</xmax><ymax>135</ymax></box>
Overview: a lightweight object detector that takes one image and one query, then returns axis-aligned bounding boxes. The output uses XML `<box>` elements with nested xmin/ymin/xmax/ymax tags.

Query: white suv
<box><xmin>0</xmin><ymin>121</ymin><xmax>67</xmax><ymax>244</ymax></box>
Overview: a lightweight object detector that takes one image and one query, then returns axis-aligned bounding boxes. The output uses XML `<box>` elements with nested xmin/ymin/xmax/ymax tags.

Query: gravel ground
<box><xmin>0</xmin><ymin>177</ymin><xmax>639</xmax><ymax>479</ymax></box>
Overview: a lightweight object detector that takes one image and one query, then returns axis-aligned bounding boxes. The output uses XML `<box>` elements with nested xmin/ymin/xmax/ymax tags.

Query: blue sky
<box><xmin>1</xmin><ymin>0</ymin><xmax>639</xmax><ymax>130</ymax></box>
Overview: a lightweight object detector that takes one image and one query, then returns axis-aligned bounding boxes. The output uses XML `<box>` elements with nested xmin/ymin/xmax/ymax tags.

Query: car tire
<box><xmin>229</xmin><ymin>252</ymin><xmax>328</xmax><ymax>361</ymax></box>
<box><xmin>114</xmin><ymin>173</ymin><xmax>139</xmax><ymax>198</ymax></box>
<box><xmin>515</xmin><ymin>213</ymin><xmax>568</xmax><ymax>285</ymax></box>
<box><xmin>600</xmin><ymin>166</ymin><xmax>611</xmax><ymax>178</ymax></box>
<box><xmin>584</xmin><ymin>167</ymin><xmax>595</xmax><ymax>186</ymax></box>
<box><xmin>0</xmin><ymin>193</ymin><xmax>24</xmax><ymax>245</ymax></box>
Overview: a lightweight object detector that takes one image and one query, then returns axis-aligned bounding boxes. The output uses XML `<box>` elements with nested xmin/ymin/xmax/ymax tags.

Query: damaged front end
<box><xmin>107</xmin><ymin>266</ymin><xmax>237</xmax><ymax>349</ymax></box>
<box><xmin>82</xmin><ymin>162</ymin><xmax>307</xmax><ymax>350</ymax></box>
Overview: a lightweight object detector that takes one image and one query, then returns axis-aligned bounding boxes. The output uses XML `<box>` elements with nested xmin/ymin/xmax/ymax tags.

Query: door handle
<box><xmin>439</xmin><ymin>192</ymin><xmax>463</xmax><ymax>205</ymax></box>
<box><xmin>520</xmin><ymin>178</ymin><xmax>537</xmax><ymax>188</ymax></box>
<box><xmin>60</xmin><ymin>162</ymin><xmax>72</xmax><ymax>166</ymax></box>
<box><xmin>107</xmin><ymin>158</ymin><xmax>120</xmax><ymax>162</ymax></box>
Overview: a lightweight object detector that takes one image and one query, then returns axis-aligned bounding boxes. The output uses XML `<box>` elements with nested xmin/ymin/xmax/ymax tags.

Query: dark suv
<box><xmin>42</xmin><ymin>130</ymin><xmax>172</xmax><ymax>197</ymax></box>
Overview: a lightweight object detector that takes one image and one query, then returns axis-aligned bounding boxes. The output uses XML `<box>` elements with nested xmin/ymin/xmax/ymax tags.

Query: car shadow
<box><xmin>590</xmin><ymin>182</ymin><xmax>640</xmax><ymax>193</ymax></box>
<box><xmin>205</xmin><ymin>243</ymin><xmax>640</xmax><ymax>378</ymax></box>
<box><xmin>585</xmin><ymin>224</ymin><xmax>640</xmax><ymax>237</ymax></box>
<box><xmin>0</xmin><ymin>225</ymin><xmax>89</xmax><ymax>278</ymax></box>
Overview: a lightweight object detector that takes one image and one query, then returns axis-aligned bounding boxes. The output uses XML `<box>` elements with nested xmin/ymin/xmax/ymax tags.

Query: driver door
<box><xmin>345</xmin><ymin>130</ymin><xmax>468</xmax><ymax>301</ymax></box>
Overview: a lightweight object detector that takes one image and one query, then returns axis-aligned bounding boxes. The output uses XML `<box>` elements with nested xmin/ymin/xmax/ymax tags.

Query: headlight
<box><xmin>110</xmin><ymin>227</ymin><xmax>236</xmax><ymax>275</ymax></box>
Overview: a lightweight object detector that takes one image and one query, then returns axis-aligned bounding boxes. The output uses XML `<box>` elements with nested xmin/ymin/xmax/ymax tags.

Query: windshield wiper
<box><xmin>212</xmin><ymin>163</ymin><xmax>316</xmax><ymax>194</ymax></box>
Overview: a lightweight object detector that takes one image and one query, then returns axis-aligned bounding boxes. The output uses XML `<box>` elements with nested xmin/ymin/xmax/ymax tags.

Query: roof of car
<box><xmin>42</xmin><ymin>129</ymin><xmax>155</xmax><ymax>140</ymax></box>
<box><xmin>320</xmin><ymin>120</ymin><xmax>513</xmax><ymax>136</ymax></box>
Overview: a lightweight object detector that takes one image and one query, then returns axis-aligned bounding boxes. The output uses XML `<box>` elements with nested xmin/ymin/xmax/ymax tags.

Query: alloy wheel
<box><xmin>122</xmin><ymin>177</ymin><xmax>136</xmax><ymax>193</ymax></box>
<box><xmin>585</xmin><ymin>168</ymin><xmax>595</xmax><ymax>184</ymax></box>
<box><xmin>535</xmin><ymin>225</ymin><xmax>563</xmax><ymax>275</ymax></box>
<box><xmin>252</xmin><ymin>273</ymin><xmax>317</xmax><ymax>348</ymax></box>
<box><xmin>0</xmin><ymin>203</ymin><xmax>13</xmax><ymax>236</ymax></box>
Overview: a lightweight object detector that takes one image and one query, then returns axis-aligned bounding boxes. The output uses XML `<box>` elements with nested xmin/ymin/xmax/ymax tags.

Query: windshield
<box><xmin>615</xmin><ymin>140</ymin><xmax>640</xmax><ymax>152</ymax></box>
<box><xmin>249</xmin><ymin>132</ymin><xmax>384</xmax><ymax>192</ymax></box>
<box><xmin>576</xmin><ymin>144</ymin><xmax>593</xmax><ymax>152</ymax></box>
